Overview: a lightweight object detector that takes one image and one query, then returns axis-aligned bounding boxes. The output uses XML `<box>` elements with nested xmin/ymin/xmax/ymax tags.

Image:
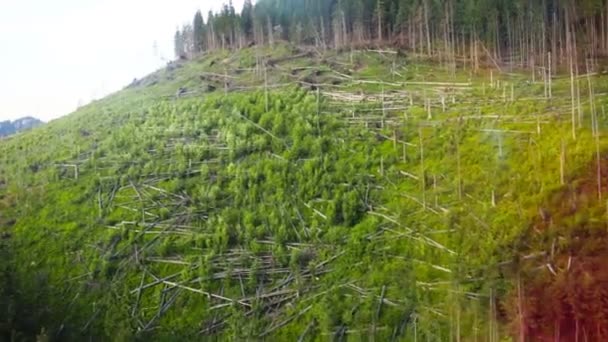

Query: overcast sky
<box><xmin>0</xmin><ymin>0</ymin><xmax>245</xmax><ymax>122</ymax></box>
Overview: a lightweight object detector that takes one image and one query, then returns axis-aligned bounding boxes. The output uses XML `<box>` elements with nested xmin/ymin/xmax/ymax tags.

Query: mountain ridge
<box><xmin>0</xmin><ymin>116</ymin><xmax>43</xmax><ymax>137</ymax></box>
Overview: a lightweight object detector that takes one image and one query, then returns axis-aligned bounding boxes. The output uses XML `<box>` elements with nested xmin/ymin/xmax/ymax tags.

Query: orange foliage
<box><xmin>507</xmin><ymin>155</ymin><xmax>608</xmax><ymax>341</ymax></box>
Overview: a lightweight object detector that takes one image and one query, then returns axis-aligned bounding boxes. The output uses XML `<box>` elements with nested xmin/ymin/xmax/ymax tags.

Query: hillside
<box><xmin>0</xmin><ymin>117</ymin><xmax>43</xmax><ymax>138</ymax></box>
<box><xmin>1</xmin><ymin>45</ymin><xmax>608</xmax><ymax>341</ymax></box>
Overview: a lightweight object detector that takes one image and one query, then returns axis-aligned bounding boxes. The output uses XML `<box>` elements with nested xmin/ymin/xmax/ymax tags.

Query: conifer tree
<box><xmin>174</xmin><ymin>29</ymin><xmax>184</xmax><ymax>58</ymax></box>
<box><xmin>171</xmin><ymin>0</ymin><xmax>608</xmax><ymax>70</ymax></box>
<box><xmin>241</xmin><ymin>0</ymin><xmax>254</xmax><ymax>41</ymax></box>
<box><xmin>193</xmin><ymin>10</ymin><xmax>205</xmax><ymax>53</ymax></box>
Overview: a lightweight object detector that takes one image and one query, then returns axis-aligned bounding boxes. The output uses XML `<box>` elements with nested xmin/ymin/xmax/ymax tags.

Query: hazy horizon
<box><xmin>0</xmin><ymin>0</ymin><xmax>245</xmax><ymax>122</ymax></box>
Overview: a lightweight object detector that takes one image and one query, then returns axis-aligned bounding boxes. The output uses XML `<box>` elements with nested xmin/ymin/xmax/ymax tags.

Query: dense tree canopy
<box><xmin>176</xmin><ymin>0</ymin><xmax>608</xmax><ymax>70</ymax></box>
<box><xmin>193</xmin><ymin>10</ymin><xmax>205</xmax><ymax>53</ymax></box>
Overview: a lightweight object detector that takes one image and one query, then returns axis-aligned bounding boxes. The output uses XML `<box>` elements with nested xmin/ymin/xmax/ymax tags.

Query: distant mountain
<box><xmin>0</xmin><ymin>116</ymin><xmax>43</xmax><ymax>137</ymax></box>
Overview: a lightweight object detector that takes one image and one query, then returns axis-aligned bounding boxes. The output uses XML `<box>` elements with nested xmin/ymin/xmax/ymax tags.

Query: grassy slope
<box><xmin>0</xmin><ymin>44</ymin><xmax>607</xmax><ymax>340</ymax></box>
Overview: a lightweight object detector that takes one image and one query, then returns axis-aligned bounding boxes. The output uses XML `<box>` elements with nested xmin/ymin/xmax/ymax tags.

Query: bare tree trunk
<box><xmin>333</xmin><ymin>13</ymin><xmax>342</xmax><ymax>49</ymax></box>
<box><xmin>605</xmin><ymin>2</ymin><xmax>608</xmax><ymax>54</ymax></box>
<box><xmin>320</xmin><ymin>17</ymin><xmax>327</xmax><ymax>51</ymax></box>
<box><xmin>424</xmin><ymin>0</ymin><xmax>431</xmax><ymax>55</ymax></box>
<box><xmin>419</xmin><ymin>128</ymin><xmax>426</xmax><ymax>209</ymax></box>
<box><xmin>267</xmin><ymin>16</ymin><xmax>274</xmax><ymax>46</ymax></box>
<box><xmin>567</xmin><ymin>7</ymin><xmax>577</xmax><ymax>140</ymax></box>
<box><xmin>354</xmin><ymin>21</ymin><xmax>364</xmax><ymax>45</ymax></box>
<box><xmin>377</xmin><ymin>1</ymin><xmax>383</xmax><ymax>43</ymax></box>
<box><xmin>588</xmin><ymin>59</ymin><xmax>602</xmax><ymax>201</ymax></box>
<box><xmin>413</xmin><ymin>14</ymin><xmax>418</xmax><ymax>53</ymax></box>
<box><xmin>341</xmin><ymin>9</ymin><xmax>348</xmax><ymax>48</ymax></box>
<box><xmin>474</xmin><ymin>27</ymin><xmax>479</xmax><ymax>72</ymax></box>
<box><xmin>418</xmin><ymin>8</ymin><xmax>424</xmax><ymax>55</ymax></box>
<box><xmin>542</xmin><ymin>0</ymin><xmax>547</xmax><ymax>74</ymax></box>
<box><xmin>518</xmin><ymin>273</ymin><xmax>526</xmax><ymax>342</ymax></box>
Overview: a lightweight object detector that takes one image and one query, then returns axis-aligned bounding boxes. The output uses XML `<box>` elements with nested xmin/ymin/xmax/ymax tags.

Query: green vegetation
<box><xmin>1</xmin><ymin>45</ymin><xmax>608</xmax><ymax>340</ymax></box>
<box><xmin>177</xmin><ymin>0</ymin><xmax>607</xmax><ymax>74</ymax></box>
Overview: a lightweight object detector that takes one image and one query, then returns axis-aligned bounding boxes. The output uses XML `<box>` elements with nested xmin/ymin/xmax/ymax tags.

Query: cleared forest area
<box><xmin>0</xmin><ymin>44</ymin><xmax>607</xmax><ymax>340</ymax></box>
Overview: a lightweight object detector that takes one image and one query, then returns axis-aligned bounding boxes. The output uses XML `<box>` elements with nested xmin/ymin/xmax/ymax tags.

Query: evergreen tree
<box><xmin>207</xmin><ymin>11</ymin><xmax>217</xmax><ymax>50</ymax></box>
<box><xmin>241</xmin><ymin>0</ymin><xmax>254</xmax><ymax>41</ymax></box>
<box><xmin>181</xmin><ymin>24</ymin><xmax>194</xmax><ymax>57</ymax></box>
<box><xmin>174</xmin><ymin>29</ymin><xmax>184</xmax><ymax>58</ymax></box>
<box><xmin>170</xmin><ymin>0</ymin><xmax>608</xmax><ymax>69</ymax></box>
<box><xmin>193</xmin><ymin>10</ymin><xmax>205</xmax><ymax>53</ymax></box>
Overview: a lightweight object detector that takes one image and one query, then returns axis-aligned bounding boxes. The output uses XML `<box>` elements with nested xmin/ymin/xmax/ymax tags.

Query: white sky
<box><xmin>0</xmin><ymin>0</ymin><xmax>245</xmax><ymax>122</ymax></box>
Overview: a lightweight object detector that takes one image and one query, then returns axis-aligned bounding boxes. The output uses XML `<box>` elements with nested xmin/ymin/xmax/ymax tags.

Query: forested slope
<box><xmin>1</xmin><ymin>45</ymin><xmax>608</xmax><ymax>341</ymax></box>
<box><xmin>178</xmin><ymin>0</ymin><xmax>608</xmax><ymax>73</ymax></box>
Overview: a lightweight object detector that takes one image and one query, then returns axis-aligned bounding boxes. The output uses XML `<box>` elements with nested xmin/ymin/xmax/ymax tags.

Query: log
<box><xmin>259</xmin><ymin>305</ymin><xmax>313</xmax><ymax>337</ymax></box>
<box><xmin>161</xmin><ymin>280</ymin><xmax>252</xmax><ymax>308</ymax></box>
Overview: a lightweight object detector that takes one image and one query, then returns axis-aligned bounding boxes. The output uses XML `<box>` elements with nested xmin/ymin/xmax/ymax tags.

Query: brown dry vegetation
<box><xmin>509</xmin><ymin>154</ymin><xmax>608</xmax><ymax>341</ymax></box>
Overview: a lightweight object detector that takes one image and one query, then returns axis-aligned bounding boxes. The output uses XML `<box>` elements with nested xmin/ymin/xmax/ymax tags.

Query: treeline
<box><xmin>175</xmin><ymin>0</ymin><xmax>608</xmax><ymax>70</ymax></box>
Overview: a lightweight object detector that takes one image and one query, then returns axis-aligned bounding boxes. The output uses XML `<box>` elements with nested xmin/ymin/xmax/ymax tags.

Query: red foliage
<box><xmin>518</xmin><ymin>255</ymin><xmax>608</xmax><ymax>341</ymax></box>
<box><xmin>507</xmin><ymin>155</ymin><xmax>608</xmax><ymax>341</ymax></box>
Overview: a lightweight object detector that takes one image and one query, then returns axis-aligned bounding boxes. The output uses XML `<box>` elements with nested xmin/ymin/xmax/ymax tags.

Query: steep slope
<box><xmin>0</xmin><ymin>45</ymin><xmax>607</xmax><ymax>341</ymax></box>
<box><xmin>0</xmin><ymin>117</ymin><xmax>43</xmax><ymax>137</ymax></box>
